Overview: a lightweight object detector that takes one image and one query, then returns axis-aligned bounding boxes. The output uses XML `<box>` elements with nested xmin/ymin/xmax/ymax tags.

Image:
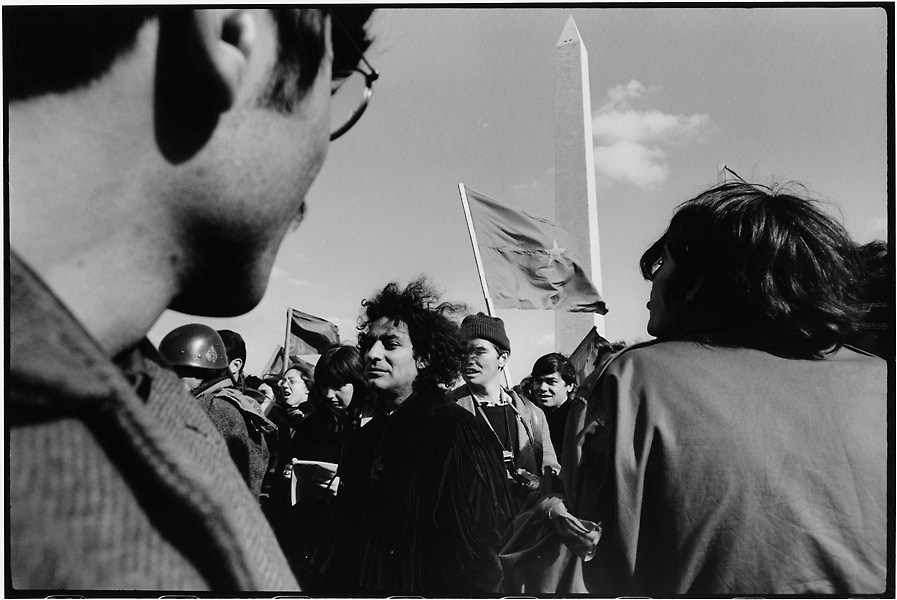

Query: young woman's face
<box><xmin>279</xmin><ymin>369</ymin><xmax>309</xmax><ymax>408</ymax></box>
<box><xmin>323</xmin><ymin>382</ymin><xmax>354</xmax><ymax>411</ymax></box>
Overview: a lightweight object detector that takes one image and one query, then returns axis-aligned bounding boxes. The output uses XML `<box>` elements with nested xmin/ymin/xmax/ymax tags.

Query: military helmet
<box><xmin>159</xmin><ymin>323</ymin><xmax>228</xmax><ymax>370</ymax></box>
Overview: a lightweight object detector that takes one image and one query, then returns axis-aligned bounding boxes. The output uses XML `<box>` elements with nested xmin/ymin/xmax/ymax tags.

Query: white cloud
<box><xmin>599</xmin><ymin>80</ymin><xmax>657</xmax><ymax>112</ymax></box>
<box><xmin>595</xmin><ymin>142</ymin><xmax>670</xmax><ymax>190</ymax></box>
<box><xmin>593</xmin><ymin>80</ymin><xmax>710</xmax><ymax>190</ymax></box>
<box><xmin>270</xmin><ymin>265</ymin><xmax>311</xmax><ymax>287</ymax></box>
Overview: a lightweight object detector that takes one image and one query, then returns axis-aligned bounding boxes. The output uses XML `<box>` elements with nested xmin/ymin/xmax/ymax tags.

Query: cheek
<box><xmin>338</xmin><ymin>384</ymin><xmax>354</xmax><ymax>404</ymax></box>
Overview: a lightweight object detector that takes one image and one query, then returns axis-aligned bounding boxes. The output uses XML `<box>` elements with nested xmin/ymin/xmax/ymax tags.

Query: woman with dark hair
<box><xmin>284</xmin><ymin>347</ymin><xmax>364</xmax><ymax>590</ymax></box>
<box><xmin>313</xmin><ymin>344</ymin><xmax>372</xmax><ymax>428</ymax></box>
<box><xmin>511</xmin><ymin>182</ymin><xmax>886</xmax><ymax>595</ymax></box>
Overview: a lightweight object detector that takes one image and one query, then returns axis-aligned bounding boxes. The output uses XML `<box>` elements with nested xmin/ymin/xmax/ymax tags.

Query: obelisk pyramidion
<box><xmin>555</xmin><ymin>16</ymin><xmax>604</xmax><ymax>353</ymax></box>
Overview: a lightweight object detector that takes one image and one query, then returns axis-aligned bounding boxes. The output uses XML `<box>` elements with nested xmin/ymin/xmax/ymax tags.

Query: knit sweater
<box><xmin>8</xmin><ymin>253</ymin><xmax>299</xmax><ymax>592</ymax></box>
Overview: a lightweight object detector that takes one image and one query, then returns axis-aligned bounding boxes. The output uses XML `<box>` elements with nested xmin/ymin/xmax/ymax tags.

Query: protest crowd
<box><xmin>7</xmin><ymin>6</ymin><xmax>890</xmax><ymax>597</ymax></box>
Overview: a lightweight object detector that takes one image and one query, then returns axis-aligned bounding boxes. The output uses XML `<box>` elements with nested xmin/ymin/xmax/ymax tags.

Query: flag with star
<box><xmin>463</xmin><ymin>187</ymin><xmax>607</xmax><ymax>313</ymax></box>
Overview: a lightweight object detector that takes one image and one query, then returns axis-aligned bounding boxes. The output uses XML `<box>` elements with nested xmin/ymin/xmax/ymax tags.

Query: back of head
<box><xmin>159</xmin><ymin>323</ymin><xmax>229</xmax><ymax>370</ymax></box>
<box><xmin>640</xmin><ymin>181</ymin><xmax>864</xmax><ymax>358</ymax></box>
<box><xmin>217</xmin><ymin>329</ymin><xmax>247</xmax><ymax>365</ymax></box>
<box><xmin>5</xmin><ymin>7</ymin><xmax>374</xmax><ymax>103</ymax></box>
<box><xmin>532</xmin><ymin>352</ymin><xmax>577</xmax><ymax>385</ymax></box>
<box><xmin>4</xmin><ymin>7</ymin><xmax>156</xmax><ymax>101</ymax></box>
<box><xmin>359</xmin><ymin>278</ymin><xmax>465</xmax><ymax>394</ymax></box>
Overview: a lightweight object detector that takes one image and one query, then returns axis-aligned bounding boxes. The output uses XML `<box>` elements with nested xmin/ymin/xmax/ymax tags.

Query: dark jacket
<box><xmin>452</xmin><ymin>386</ymin><xmax>560</xmax><ymax>477</ymax></box>
<box><xmin>571</xmin><ymin>340</ymin><xmax>887</xmax><ymax>595</ymax></box>
<box><xmin>8</xmin><ymin>253</ymin><xmax>299</xmax><ymax>591</ymax></box>
<box><xmin>322</xmin><ymin>391</ymin><xmax>513</xmax><ymax>596</ymax></box>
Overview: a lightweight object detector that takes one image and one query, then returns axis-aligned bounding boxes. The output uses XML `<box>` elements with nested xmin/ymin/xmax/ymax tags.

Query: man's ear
<box><xmin>229</xmin><ymin>357</ymin><xmax>244</xmax><ymax>376</ymax></box>
<box><xmin>154</xmin><ymin>9</ymin><xmax>257</xmax><ymax>163</ymax></box>
<box><xmin>415</xmin><ymin>354</ymin><xmax>430</xmax><ymax>370</ymax></box>
<box><xmin>497</xmin><ymin>351</ymin><xmax>509</xmax><ymax>370</ymax></box>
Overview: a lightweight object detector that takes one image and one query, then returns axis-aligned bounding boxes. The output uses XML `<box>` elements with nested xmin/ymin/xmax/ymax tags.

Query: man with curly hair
<box><xmin>322</xmin><ymin>279</ymin><xmax>513</xmax><ymax>596</ymax></box>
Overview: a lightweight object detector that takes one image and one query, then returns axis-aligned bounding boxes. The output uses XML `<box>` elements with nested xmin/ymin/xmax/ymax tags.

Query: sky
<box><xmin>148</xmin><ymin>6</ymin><xmax>890</xmax><ymax>382</ymax></box>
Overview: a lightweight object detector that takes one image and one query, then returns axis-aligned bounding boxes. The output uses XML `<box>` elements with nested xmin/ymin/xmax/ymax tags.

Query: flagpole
<box><xmin>283</xmin><ymin>308</ymin><xmax>292</xmax><ymax>377</ymax></box>
<box><xmin>459</xmin><ymin>182</ymin><xmax>497</xmax><ymax>316</ymax></box>
<box><xmin>459</xmin><ymin>183</ymin><xmax>513</xmax><ymax>388</ymax></box>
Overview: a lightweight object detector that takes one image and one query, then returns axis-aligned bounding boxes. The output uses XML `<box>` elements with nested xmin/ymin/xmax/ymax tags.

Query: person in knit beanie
<box><xmin>453</xmin><ymin>312</ymin><xmax>559</xmax><ymax>513</ymax></box>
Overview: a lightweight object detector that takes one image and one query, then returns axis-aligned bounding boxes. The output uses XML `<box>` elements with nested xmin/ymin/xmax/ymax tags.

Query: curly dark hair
<box><xmin>639</xmin><ymin>181</ymin><xmax>865</xmax><ymax>359</ymax></box>
<box><xmin>358</xmin><ymin>278</ymin><xmax>466</xmax><ymax>395</ymax></box>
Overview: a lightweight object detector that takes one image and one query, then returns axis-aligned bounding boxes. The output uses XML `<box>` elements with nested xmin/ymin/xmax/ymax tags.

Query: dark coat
<box><xmin>322</xmin><ymin>391</ymin><xmax>513</xmax><ymax>596</ymax></box>
<box><xmin>571</xmin><ymin>340</ymin><xmax>888</xmax><ymax>595</ymax></box>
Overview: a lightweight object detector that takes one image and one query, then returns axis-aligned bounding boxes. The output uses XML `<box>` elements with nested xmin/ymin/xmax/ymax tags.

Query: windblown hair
<box><xmin>5</xmin><ymin>7</ymin><xmax>373</xmax><ymax>104</ymax></box>
<box><xmin>531</xmin><ymin>352</ymin><xmax>577</xmax><ymax>386</ymax></box>
<box><xmin>358</xmin><ymin>278</ymin><xmax>466</xmax><ymax>395</ymax></box>
<box><xmin>639</xmin><ymin>181</ymin><xmax>865</xmax><ymax>358</ymax></box>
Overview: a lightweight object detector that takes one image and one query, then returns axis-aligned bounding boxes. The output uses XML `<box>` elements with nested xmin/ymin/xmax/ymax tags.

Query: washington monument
<box><xmin>555</xmin><ymin>16</ymin><xmax>604</xmax><ymax>353</ymax></box>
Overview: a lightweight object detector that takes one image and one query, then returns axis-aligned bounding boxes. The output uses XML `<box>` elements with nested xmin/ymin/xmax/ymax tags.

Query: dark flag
<box><xmin>288</xmin><ymin>309</ymin><xmax>340</xmax><ymax>356</ymax></box>
<box><xmin>464</xmin><ymin>187</ymin><xmax>607</xmax><ymax>313</ymax></box>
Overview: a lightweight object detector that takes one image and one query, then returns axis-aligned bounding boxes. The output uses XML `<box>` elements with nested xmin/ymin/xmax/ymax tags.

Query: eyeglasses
<box><xmin>647</xmin><ymin>256</ymin><xmax>664</xmax><ymax>280</ymax></box>
<box><xmin>330</xmin><ymin>25</ymin><xmax>379</xmax><ymax>141</ymax></box>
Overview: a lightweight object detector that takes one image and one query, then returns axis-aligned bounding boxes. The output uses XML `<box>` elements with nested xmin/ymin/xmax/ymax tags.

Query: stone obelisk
<box><xmin>555</xmin><ymin>16</ymin><xmax>604</xmax><ymax>353</ymax></box>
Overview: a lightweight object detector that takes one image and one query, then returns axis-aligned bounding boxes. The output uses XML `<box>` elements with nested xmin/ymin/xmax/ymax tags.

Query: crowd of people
<box><xmin>7</xmin><ymin>5</ymin><xmax>889</xmax><ymax>597</ymax></box>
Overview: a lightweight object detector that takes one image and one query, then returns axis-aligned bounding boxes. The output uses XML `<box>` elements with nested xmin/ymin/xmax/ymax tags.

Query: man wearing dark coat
<box><xmin>322</xmin><ymin>279</ymin><xmax>513</xmax><ymax>596</ymax></box>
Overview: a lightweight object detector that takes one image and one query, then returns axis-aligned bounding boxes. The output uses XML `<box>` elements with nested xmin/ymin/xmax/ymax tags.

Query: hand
<box><xmin>548</xmin><ymin>502</ymin><xmax>602</xmax><ymax>561</ymax></box>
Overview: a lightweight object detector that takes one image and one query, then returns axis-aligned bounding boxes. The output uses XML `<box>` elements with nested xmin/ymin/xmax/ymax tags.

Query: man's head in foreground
<box><xmin>7</xmin><ymin>7</ymin><xmax>374</xmax><ymax>353</ymax></box>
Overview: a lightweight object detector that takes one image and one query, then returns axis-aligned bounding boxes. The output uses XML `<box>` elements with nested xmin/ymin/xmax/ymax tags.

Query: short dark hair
<box><xmin>314</xmin><ymin>344</ymin><xmax>364</xmax><ymax>391</ymax></box>
<box><xmin>640</xmin><ymin>181</ymin><xmax>864</xmax><ymax>358</ymax></box>
<box><xmin>531</xmin><ymin>353</ymin><xmax>577</xmax><ymax>386</ymax></box>
<box><xmin>358</xmin><ymin>278</ymin><xmax>465</xmax><ymax>395</ymax></box>
<box><xmin>5</xmin><ymin>7</ymin><xmax>374</xmax><ymax>103</ymax></box>
<box><xmin>217</xmin><ymin>329</ymin><xmax>246</xmax><ymax>367</ymax></box>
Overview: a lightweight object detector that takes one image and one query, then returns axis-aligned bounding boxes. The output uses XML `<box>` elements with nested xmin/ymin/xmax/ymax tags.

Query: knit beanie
<box><xmin>460</xmin><ymin>312</ymin><xmax>511</xmax><ymax>354</ymax></box>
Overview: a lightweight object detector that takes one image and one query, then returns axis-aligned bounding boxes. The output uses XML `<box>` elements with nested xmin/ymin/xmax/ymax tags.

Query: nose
<box><xmin>325</xmin><ymin>388</ymin><xmax>337</xmax><ymax>400</ymax></box>
<box><xmin>366</xmin><ymin>341</ymin><xmax>384</xmax><ymax>363</ymax></box>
